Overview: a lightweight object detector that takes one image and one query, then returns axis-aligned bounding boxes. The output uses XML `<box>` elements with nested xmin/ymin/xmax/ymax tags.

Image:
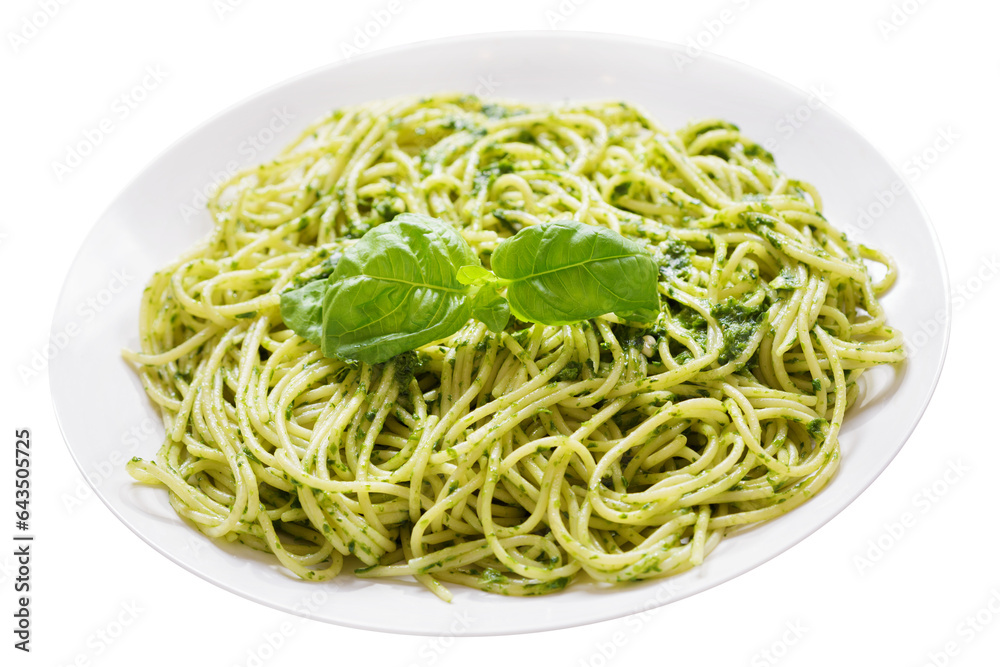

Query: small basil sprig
<box><xmin>278</xmin><ymin>279</ymin><xmax>326</xmax><ymax>348</ymax></box>
<box><xmin>279</xmin><ymin>215</ymin><xmax>659</xmax><ymax>364</ymax></box>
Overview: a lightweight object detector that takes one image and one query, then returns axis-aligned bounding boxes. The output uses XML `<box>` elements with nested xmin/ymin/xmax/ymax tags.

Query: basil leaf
<box><xmin>491</xmin><ymin>220</ymin><xmax>660</xmax><ymax>325</ymax></box>
<box><xmin>279</xmin><ymin>280</ymin><xmax>327</xmax><ymax>347</ymax></box>
<box><xmin>321</xmin><ymin>213</ymin><xmax>479</xmax><ymax>364</ymax></box>
<box><xmin>457</xmin><ymin>264</ymin><xmax>495</xmax><ymax>286</ymax></box>
<box><xmin>470</xmin><ymin>283</ymin><xmax>510</xmax><ymax>333</ymax></box>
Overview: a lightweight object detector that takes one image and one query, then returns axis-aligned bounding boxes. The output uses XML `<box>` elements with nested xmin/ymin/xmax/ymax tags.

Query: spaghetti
<box><xmin>125</xmin><ymin>94</ymin><xmax>904</xmax><ymax>599</ymax></box>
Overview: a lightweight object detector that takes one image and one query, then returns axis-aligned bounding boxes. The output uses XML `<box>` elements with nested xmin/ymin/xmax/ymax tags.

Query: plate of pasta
<box><xmin>50</xmin><ymin>32</ymin><xmax>948</xmax><ymax>634</ymax></box>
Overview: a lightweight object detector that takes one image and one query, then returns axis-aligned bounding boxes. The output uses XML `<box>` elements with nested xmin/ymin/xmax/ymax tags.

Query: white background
<box><xmin>1</xmin><ymin>0</ymin><xmax>997</xmax><ymax>665</ymax></box>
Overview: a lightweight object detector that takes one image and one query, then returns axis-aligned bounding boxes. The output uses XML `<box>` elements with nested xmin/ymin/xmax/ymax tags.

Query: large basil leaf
<box><xmin>491</xmin><ymin>220</ymin><xmax>660</xmax><ymax>325</ymax></box>
<box><xmin>321</xmin><ymin>213</ymin><xmax>479</xmax><ymax>364</ymax></box>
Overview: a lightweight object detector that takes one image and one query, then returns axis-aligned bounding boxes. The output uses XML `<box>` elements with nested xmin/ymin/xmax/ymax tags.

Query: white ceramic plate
<box><xmin>50</xmin><ymin>32</ymin><xmax>949</xmax><ymax>636</ymax></box>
